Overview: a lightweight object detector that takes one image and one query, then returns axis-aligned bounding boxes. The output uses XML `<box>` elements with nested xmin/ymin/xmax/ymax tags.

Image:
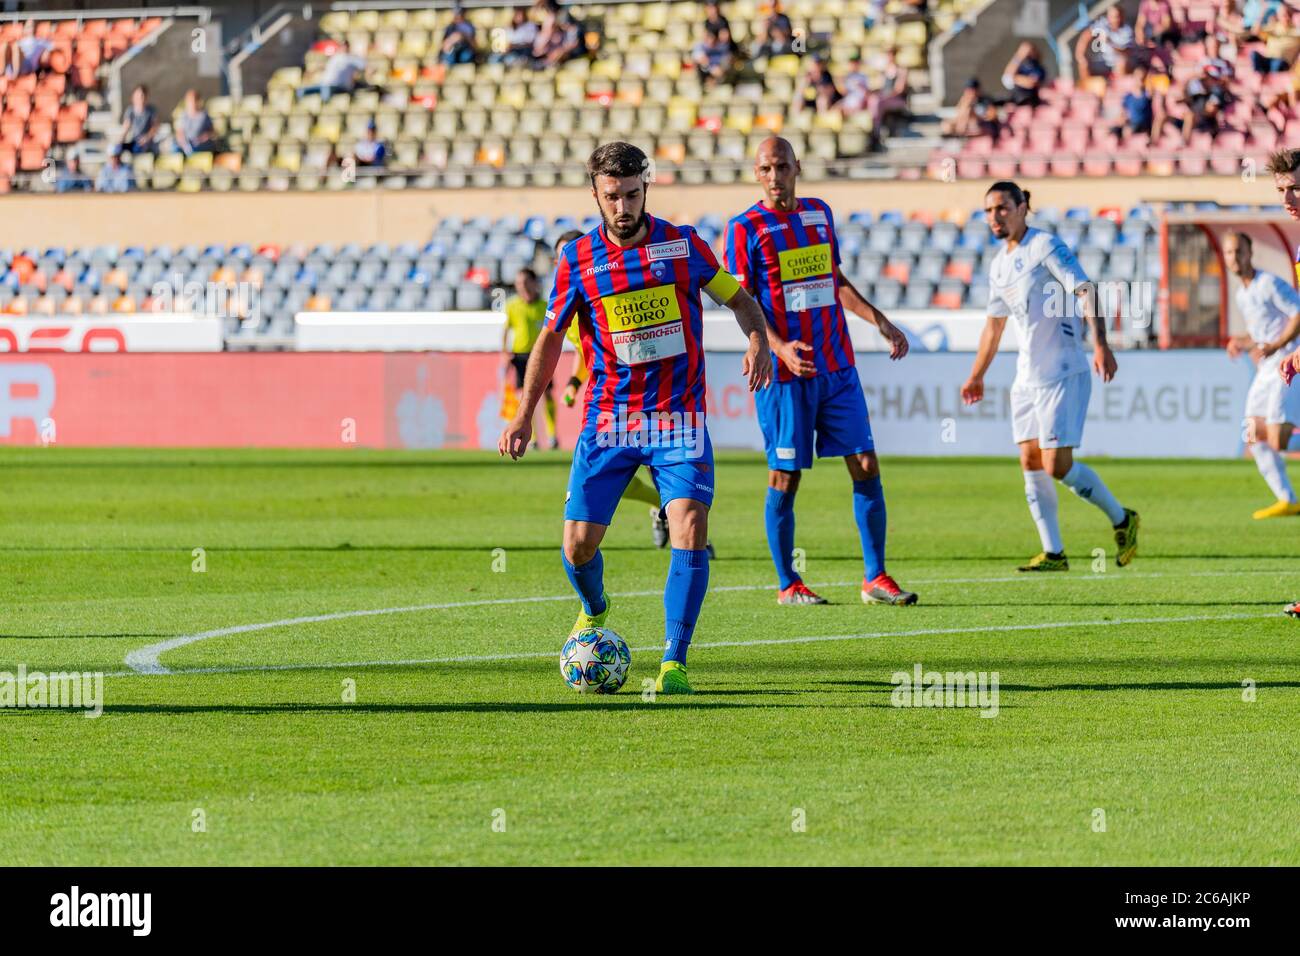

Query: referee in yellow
<box><xmin>502</xmin><ymin>266</ymin><xmax>558</xmax><ymax>451</ymax></box>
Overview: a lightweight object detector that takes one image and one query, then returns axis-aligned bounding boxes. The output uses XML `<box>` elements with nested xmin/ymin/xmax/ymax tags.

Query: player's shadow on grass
<box><xmin>0</xmin><ymin>633</ymin><xmax>172</xmax><ymax>640</ymax></box>
<box><xmin>90</xmin><ymin>701</ymin><xmax>813</xmax><ymax>715</ymax></box>
<box><xmin>935</xmin><ymin>600</ymin><xmax>1284</xmax><ymax>608</ymax></box>
<box><xmin>815</xmin><ymin>679</ymin><xmax>1300</xmax><ymax>693</ymax></box>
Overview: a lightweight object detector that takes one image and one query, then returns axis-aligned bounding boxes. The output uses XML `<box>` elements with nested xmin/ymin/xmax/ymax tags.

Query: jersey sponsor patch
<box><xmin>545</xmin><ymin>310</ymin><xmax>556</xmax><ymax>322</ymax></box>
<box><xmin>782</xmin><ymin>276</ymin><xmax>836</xmax><ymax>312</ymax></box>
<box><xmin>777</xmin><ymin>243</ymin><xmax>832</xmax><ymax>282</ymax></box>
<box><xmin>600</xmin><ymin>284</ymin><xmax>686</xmax><ymax>365</ymax></box>
<box><xmin>646</xmin><ymin>238</ymin><xmax>689</xmax><ymax>261</ymax></box>
<box><xmin>776</xmin><ymin>447</ymin><xmax>797</xmax><ymax>460</ymax></box>
<box><xmin>799</xmin><ymin>209</ymin><xmax>828</xmax><ymax>227</ymax></box>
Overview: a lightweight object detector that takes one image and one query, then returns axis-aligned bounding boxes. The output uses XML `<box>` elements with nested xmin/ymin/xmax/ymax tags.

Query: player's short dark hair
<box><xmin>987</xmin><ymin>180</ymin><xmax>1031</xmax><ymax>211</ymax></box>
<box><xmin>1266</xmin><ymin>149</ymin><xmax>1300</xmax><ymax>177</ymax></box>
<box><xmin>517</xmin><ymin>267</ymin><xmax>537</xmax><ymax>281</ymax></box>
<box><xmin>587</xmin><ymin>142</ymin><xmax>650</xmax><ymax>187</ymax></box>
<box><xmin>554</xmin><ymin>229</ymin><xmax>583</xmax><ymax>256</ymax></box>
<box><xmin>1224</xmin><ymin>230</ymin><xmax>1252</xmax><ymax>250</ymax></box>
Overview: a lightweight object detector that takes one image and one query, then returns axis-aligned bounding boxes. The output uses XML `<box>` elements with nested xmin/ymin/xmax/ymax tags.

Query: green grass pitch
<box><xmin>1</xmin><ymin>447</ymin><xmax>1298</xmax><ymax>865</ymax></box>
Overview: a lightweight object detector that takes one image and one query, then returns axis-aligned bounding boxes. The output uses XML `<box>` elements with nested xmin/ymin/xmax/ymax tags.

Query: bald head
<box><xmin>754</xmin><ymin>137</ymin><xmax>800</xmax><ymax>210</ymax></box>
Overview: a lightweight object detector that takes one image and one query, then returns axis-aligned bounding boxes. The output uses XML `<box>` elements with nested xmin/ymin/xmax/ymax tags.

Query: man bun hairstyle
<box><xmin>987</xmin><ymin>180</ymin><xmax>1031</xmax><ymax>211</ymax></box>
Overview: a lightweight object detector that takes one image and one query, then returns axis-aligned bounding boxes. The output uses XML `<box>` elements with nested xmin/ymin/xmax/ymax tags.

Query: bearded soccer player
<box><xmin>1264</xmin><ymin>149</ymin><xmax>1300</xmax><ymax>618</ymax></box>
<box><xmin>500</xmin><ymin>142</ymin><xmax>772</xmax><ymax>693</ymax></box>
<box><xmin>554</xmin><ymin>228</ymin><xmax>714</xmax><ymax>554</ymax></box>
<box><xmin>725</xmin><ymin>136</ymin><xmax>917</xmax><ymax>607</ymax></box>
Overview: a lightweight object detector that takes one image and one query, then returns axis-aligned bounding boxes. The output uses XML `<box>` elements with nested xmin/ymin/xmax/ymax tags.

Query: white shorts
<box><xmin>1244</xmin><ymin>356</ymin><xmax>1300</xmax><ymax>427</ymax></box>
<box><xmin>1011</xmin><ymin>371</ymin><xmax>1091</xmax><ymax>449</ymax></box>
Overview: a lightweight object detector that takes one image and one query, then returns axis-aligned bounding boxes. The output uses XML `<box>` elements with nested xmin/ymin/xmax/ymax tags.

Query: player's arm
<box><xmin>1261</xmin><ymin>282</ymin><xmax>1300</xmax><ymax>357</ymax></box>
<box><xmin>1044</xmin><ymin>239</ymin><xmax>1116</xmax><ymax>382</ymax></box>
<box><xmin>715</xmin><ymin>277</ymin><xmax>773</xmax><ymax>391</ymax></box>
<box><xmin>835</xmin><ymin>264</ymin><xmax>908</xmax><ymax>360</ymax></box>
<box><xmin>961</xmin><ymin>314</ymin><xmax>1008</xmax><ymax>405</ymax></box>
<box><xmin>499</xmin><ymin>327</ymin><xmax>565</xmax><ymax>459</ymax></box>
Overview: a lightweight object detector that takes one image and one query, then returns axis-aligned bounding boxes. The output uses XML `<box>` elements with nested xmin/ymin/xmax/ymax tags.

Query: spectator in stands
<box><xmin>1214</xmin><ymin>0</ymin><xmax>1248</xmax><ymax>41</ymax></box>
<box><xmin>55</xmin><ymin>149</ymin><xmax>92</xmax><ymax>193</ymax></box>
<box><xmin>1111</xmin><ymin>64</ymin><xmax>1162</xmax><ymax>141</ymax></box>
<box><xmin>1001</xmin><ymin>41</ymin><xmax>1047</xmax><ymax>107</ymax></box>
<box><xmin>298</xmin><ymin>42</ymin><xmax>366</xmax><ymax>100</ymax></box>
<box><xmin>441</xmin><ymin>5</ymin><xmax>478</xmax><ymax>65</ymax></box>
<box><xmin>119</xmin><ymin>85</ymin><xmax>159</xmax><ymax>155</ymax></box>
<box><xmin>1077</xmin><ymin>5</ymin><xmax>1140</xmax><ymax>78</ymax></box>
<box><xmin>95</xmin><ymin>145</ymin><xmax>135</xmax><ymax>193</ymax></box>
<box><xmin>838</xmin><ymin>56</ymin><xmax>871</xmax><ymax>115</ymax></box>
<box><xmin>1136</xmin><ymin>0</ymin><xmax>1182</xmax><ymax>47</ymax></box>
<box><xmin>704</xmin><ymin>1</ymin><xmax>733</xmax><ymax>38</ymax></box>
<box><xmin>492</xmin><ymin>8</ymin><xmax>538</xmax><ymax>65</ymax></box>
<box><xmin>4</xmin><ymin>20</ymin><xmax>52</xmax><ymax>78</ymax></box>
<box><xmin>174</xmin><ymin>89</ymin><xmax>216</xmax><ymax>156</ymax></box>
<box><xmin>795</xmin><ymin>56</ymin><xmax>842</xmax><ymax>113</ymax></box>
<box><xmin>353</xmin><ymin>120</ymin><xmax>387</xmax><ymax>168</ymax></box>
<box><xmin>942</xmin><ymin>77</ymin><xmax>1002</xmax><ymax>139</ymax></box>
<box><xmin>693</xmin><ymin>19</ymin><xmax>737</xmax><ymax>86</ymax></box>
<box><xmin>753</xmin><ymin>1</ymin><xmax>797</xmax><ymax>57</ymax></box>
<box><xmin>1180</xmin><ymin>53</ymin><xmax>1233</xmax><ymax>140</ymax></box>
<box><xmin>533</xmin><ymin>9</ymin><xmax>585</xmax><ymax>67</ymax></box>
<box><xmin>1251</xmin><ymin>4</ymin><xmax>1300</xmax><ymax>71</ymax></box>
<box><xmin>1242</xmin><ymin>0</ymin><xmax>1283</xmax><ymax>31</ymax></box>
<box><xmin>1201</xmin><ymin>33</ymin><xmax>1236</xmax><ymax>78</ymax></box>
<box><xmin>864</xmin><ymin>0</ymin><xmax>887</xmax><ymax>30</ymax></box>
<box><xmin>866</xmin><ymin>48</ymin><xmax>910</xmax><ymax>147</ymax></box>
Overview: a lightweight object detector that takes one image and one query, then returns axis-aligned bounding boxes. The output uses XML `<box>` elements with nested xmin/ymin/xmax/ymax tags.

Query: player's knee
<box><xmin>1020</xmin><ymin>449</ymin><xmax>1042</xmax><ymax>472</ymax></box>
<box><xmin>770</xmin><ymin>470</ymin><xmax>800</xmax><ymax>494</ymax></box>
<box><xmin>562</xmin><ymin>533</ymin><xmax>599</xmax><ymax>566</ymax></box>
<box><xmin>1046</xmin><ymin>456</ymin><xmax>1072</xmax><ymax>480</ymax></box>
<box><xmin>669</xmin><ymin>503</ymin><xmax>709</xmax><ymax>548</ymax></box>
<box><xmin>853</xmin><ymin>453</ymin><xmax>880</xmax><ymax>480</ymax></box>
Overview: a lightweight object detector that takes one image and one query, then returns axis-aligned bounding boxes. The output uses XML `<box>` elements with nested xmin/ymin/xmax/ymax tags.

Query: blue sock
<box><xmin>562</xmin><ymin>550</ymin><xmax>606</xmax><ymax>616</ymax></box>
<box><xmin>663</xmin><ymin>548</ymin><xmax>709</xmax><ymax>664</ymax></box>
<box><xmin>764</xmin><ymin>486</ymin><xmax>798</xmax><ymax>589</ymax></box>
<box><xmin>853</xmin><ymin>478</ymin><xmax>887</xmax><ymax>581</ymax></box>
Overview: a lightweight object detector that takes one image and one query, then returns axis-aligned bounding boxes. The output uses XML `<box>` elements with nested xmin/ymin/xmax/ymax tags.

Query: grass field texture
<box><xmin>1</xmin><ymin>448</ymin><xmax>1297</xmax><ymax>865</ymax></box>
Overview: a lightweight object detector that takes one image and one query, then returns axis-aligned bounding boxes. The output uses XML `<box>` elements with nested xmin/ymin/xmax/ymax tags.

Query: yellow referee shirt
<box><xmin>505</xmin><ymin>296</ymin><xmax>547</xmax><ymax>354</ymax></box>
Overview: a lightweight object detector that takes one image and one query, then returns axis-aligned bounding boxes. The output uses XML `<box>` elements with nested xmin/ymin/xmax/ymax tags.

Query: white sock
<box><xmin>1061</xmin><ymin>462</ymin><xmax>1127</xmax><ymax>525</ymax></box>
<box><xmin>1251</xmin><ymin>442</ymin><xmax>1296</xmax><ymax>502</ymax></box>
<box><xmin>1024</xmin><ymin>470</ymin><xmax>1063</xmax><ymax>554</ymax></box>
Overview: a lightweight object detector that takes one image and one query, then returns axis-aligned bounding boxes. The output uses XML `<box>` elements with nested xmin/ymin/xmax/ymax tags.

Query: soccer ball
<box><xmin>560</xmin><ymin>627</ymin><xmax>631</xmax><ymax>694</ymax></box>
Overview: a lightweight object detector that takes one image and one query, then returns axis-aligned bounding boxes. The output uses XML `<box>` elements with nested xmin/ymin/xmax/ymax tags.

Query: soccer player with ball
<box><xmin>962</xmin><ymin>181</ymin><xmax>1139</xmax><ymax>571</ymax></box>
<box><xmin>500</xmin><ymin>142</ymin><xmax>773</xmax><ymax>693</ymax></box>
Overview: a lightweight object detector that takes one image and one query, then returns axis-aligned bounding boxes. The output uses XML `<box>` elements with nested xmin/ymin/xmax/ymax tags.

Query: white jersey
<box><xmin>987</xmin><ymin>227</ymin><xmax>1091</xmax><ymax>387</ymax></box>
<box><xmin>1235</xmin><ymin>269</ymin><xmax>1300</xmax><ymax>349</ymax></box>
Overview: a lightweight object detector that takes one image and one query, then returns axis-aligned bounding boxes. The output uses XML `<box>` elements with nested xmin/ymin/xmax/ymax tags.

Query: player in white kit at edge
<box><xmin>1221</xmin><ymin>230</ymin><xmax>1300</xmax><ymax>518</ymax></box>
<box><xmin>961</xmin><ymin>181</ymin><xmax>1140</xmax><ymax>571</ymax></box>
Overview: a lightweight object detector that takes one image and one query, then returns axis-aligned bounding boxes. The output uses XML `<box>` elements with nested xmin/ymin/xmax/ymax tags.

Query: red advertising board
<box><xmin>0</xmin><ymin>353</ymin><xmax>591</xmax><ymax>448</ymax></box>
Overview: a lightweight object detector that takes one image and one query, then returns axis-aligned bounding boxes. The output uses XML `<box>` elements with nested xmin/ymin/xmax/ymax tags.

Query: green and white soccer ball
<box><xmin>560</xmin><ymin>627</ymin><xmax>631</xmax><ymax>694</ymax></box>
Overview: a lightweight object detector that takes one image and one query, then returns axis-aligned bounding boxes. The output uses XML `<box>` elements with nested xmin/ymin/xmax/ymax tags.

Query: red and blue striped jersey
<box><xmin>544</xmin><ymin>214</ymin><xmax>739</xmax><ymax>431</ymax></box>
<box><xmin>725</xmin><ymin>196</ymin><xmax>854</xmax><ymax>382</ymax></box>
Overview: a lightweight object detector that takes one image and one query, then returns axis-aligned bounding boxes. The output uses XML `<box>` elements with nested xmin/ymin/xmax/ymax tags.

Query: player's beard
<box><xmin>603</xmin><ymin>207</ymin><xmax>647</xmax><ymax>242</ymax></box>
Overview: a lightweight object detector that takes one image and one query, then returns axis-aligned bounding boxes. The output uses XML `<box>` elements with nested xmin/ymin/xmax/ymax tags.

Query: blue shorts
<box><xmin>564</xmin><ymin>426</ymin><xmax>715</xmax><ymax>525</ymax></box>
<box><xmin>755</xmin><ymin>366</ymin><xmax>874</xmax><ymax>471</ymax></box>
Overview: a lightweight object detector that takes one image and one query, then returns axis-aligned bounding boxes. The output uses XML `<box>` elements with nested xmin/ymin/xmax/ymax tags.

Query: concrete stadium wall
<box><xmin>4</xmin><ymin>176</ymin><xmax>1268</xmax><ymax>249</ymax></box>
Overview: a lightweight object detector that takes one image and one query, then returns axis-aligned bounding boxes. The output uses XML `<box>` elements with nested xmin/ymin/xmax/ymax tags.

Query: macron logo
<box><xmin>758</xmin><ymin>223</ymin><xmax>789</xmax><ymax>237</ymax></box>
<box><xmin>50</xmin><ymin>886</ymin><xmax>151</xmax><ymax>937</ymax></box>
<box><xmin>584</xmin><ymin>261</ymin><xmax>621</xmax><ymax>277</ymax></box>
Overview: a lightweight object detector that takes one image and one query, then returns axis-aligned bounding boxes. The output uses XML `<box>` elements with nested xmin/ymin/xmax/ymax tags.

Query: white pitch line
<box><xmin>118</xmin><ymin>565</ymin><xmax>1293</xmax><ymax>676</ymax></box>
<box><xmin>109</xmin><ymin>609</ymin><xmax>1279</xmax><ymax>680</ymax></box>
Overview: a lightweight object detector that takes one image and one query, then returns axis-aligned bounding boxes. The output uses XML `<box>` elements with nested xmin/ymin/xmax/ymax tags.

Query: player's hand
<box><xmin>1226</xmin><ymin>337</ymin><xmax>1243</xmax><ymax>359</ymax></box>
<box><xmin>878</xmin><ymin>318</ymin><xmax>910</xmax><ymax>360</ymax></box>
<box><xmin>1093</xmin><ymin>345</ymin><xmax>1118</xmax><ymax>383</ymax></box>
<box><xmin>498</xmin><ymin>416</ymin><xmax>533</xmax><ymax>460</ymax></box>
<box><xmin>1282</xmin><ymin>353</ymin><xmax>1300</xmax><ymax>386</ymax></box>
<box><xmin>960</xmin><ymin>376</ymin><xmax>984</xmax><ymax>405</ymax></box>
<box><xmin>742</xmin><ymin>332</ymin><xmax>773</xmax><ymax>391</ymax></box>
<box><xmin>1255</xmin><ymin>341</ymin><xmax>1279</xmax><ymax>361</ymax></box>
<box><xmin>773</xmin><ymin>339</ymin><xmax>816</xmax><ymax>377</ymax></box>
<box><xmin>563</xmin><ymin>384</ymin><xmax>578</xmax><ymax>407</ymax></box>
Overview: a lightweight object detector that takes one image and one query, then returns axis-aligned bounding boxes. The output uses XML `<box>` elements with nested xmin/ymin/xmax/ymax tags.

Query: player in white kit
<box><xmin>961</xmin><ymin>181</ymin><xmax>1139</xmax><ymax>571</ymax></box>
<box><xmin>1222</xmin><ymin>231</ymin><xmax>1300</xmax><ymax>518</ymax></box>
